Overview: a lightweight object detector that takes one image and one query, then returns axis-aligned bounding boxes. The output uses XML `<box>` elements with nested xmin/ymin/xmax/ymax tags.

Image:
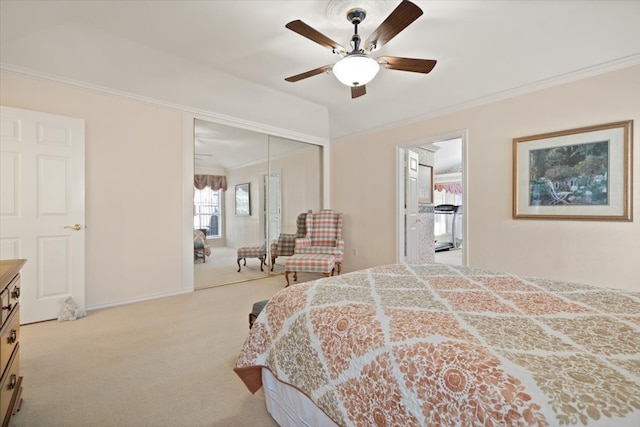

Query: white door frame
<box><xmin>396</xmin><ymin>130</ymin><xmax>469</xmax><ymax>265</ymax></box>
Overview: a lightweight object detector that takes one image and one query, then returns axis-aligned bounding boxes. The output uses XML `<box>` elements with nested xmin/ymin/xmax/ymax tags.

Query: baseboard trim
<box><xmin>85</xmin><ymin>289</ymin><xmax>193</xmax><ymax>312</ymax></box>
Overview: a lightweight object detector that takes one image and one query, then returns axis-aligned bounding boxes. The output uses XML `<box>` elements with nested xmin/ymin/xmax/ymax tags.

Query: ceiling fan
<box><xmin>284</xmin><ymin>0</ymin><xmax>437</xmax><ymax>99</ymax></box>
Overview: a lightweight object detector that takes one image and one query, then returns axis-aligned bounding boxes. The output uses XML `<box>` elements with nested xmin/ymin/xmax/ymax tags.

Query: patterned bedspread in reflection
<box><xmin>234</xmin><ymin>263</ymin><xmax>640</xmax><ymax>426</ymax></box>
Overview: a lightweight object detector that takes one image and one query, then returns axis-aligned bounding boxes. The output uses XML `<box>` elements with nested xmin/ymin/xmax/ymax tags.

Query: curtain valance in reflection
<box><xmin>434</xmin><ymin>183</ymin><xmax>463</xmax><ymax>194</ymax></box>
<box><xmin>194</xmin><ymin>175</ymin><xmax>227</xmax><ymax>191</ymax></box>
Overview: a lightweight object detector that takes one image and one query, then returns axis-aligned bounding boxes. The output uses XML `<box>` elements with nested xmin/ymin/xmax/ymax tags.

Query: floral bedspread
<box><xmin>234</xmin><ymin>263</ymin><xmax>640</xmax><ymax>426</ymax></box>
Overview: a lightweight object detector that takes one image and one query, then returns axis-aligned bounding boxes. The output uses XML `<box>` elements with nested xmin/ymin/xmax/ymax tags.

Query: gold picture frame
<box><xmin>513</xmin><ymin>120</ymin><xmax>632</xmax><ymax>221</ymax></box>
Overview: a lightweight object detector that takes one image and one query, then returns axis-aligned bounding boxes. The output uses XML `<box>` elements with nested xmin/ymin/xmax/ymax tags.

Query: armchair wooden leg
<box><xmin>194</xmin><ymin>248</ymin><xmax>206</xmax><ymax>262</ymax></box>
<box><xmin>284</xmin><ymin>271</ymin><xmax>299</xmax><ymax>287</ymax></box>
<box><xmin>271</xmin><ymin>256</ymin><xmax>276</xmax><ymax>271</ymax></box>
<box><xmin>237</xmin><ymin>257</ymin><xmax>243</xmax><ymax>272</ymax></box>
<box><xmin>259</xmin><ymin>257</ymin><xmax>264</xmax><ymax>272</ymax></box>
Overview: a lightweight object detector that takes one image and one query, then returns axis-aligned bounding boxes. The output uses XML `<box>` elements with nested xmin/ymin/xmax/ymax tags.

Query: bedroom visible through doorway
<box><xmin>398</xmin><ymin>134</ymin><xmax>466</xmax><ymax>267</ymax></box>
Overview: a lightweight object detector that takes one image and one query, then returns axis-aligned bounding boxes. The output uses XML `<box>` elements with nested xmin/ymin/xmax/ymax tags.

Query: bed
<box><xmin>234</xmin><ymin>263</ymin><xmax>640</xmax><ymax>426</ymax></box>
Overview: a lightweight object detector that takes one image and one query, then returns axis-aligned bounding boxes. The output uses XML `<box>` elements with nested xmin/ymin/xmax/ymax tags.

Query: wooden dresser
<box><xmin>0</xmin><ymin>260</ymin><xmax>25</xmax><ymax>427</ymax></box>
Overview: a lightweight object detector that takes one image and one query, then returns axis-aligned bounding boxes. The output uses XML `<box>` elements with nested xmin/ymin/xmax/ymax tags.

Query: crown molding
<box><xmin>0</xmin><ymin>63</ymin><xmax>329</xmax><ymax>147</ymax></box>
<box><xmin>333</xmin><ymin>53</ymin><xmax>640</xmax><ymax>144</ymax></box>
<box><xmin>434</xmin><ymin>172</ymin><xmax>462</xmax><ymax>183</ymax></box>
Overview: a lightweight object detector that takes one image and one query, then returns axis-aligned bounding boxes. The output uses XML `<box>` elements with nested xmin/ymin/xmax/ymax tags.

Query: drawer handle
<box><xmin>2</xmin><ymin>303</ymin><xmax>11</xmax><ymax>312</ymax></box>
<box><xmin>7</xmin><ymin>329</ymin><xmax>16</xmax><ymax>344</ymax></box>
<box><xmin>11</xmin><ymin>287</ymin><xmax>20</xmax><ymax>299</ymax></box>
<box><xmin>8</xmin><ymin>375</ymin><xmax>16</xmax><ymax>390</ymax></box>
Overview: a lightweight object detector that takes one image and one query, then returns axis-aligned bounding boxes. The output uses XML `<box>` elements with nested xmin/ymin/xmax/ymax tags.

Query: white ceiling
<box><xmin>2</xmin><ymin>0</ymin><xmax>639</xmax><ymax>168</ymax></box>
<box><xmin>430</xmin><ymin>138</ymin><xmax>462</xmax><ymax>175</ymax></box>
<box><xmin>194</xmin><ymin>119</ymin><xmax>316</xmax><ymax>170</ymax></box>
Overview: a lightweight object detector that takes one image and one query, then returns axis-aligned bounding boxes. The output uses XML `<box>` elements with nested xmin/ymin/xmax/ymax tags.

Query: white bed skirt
<box><xmin>262</xmin><ymin>368</ymin><xmax>338</xmax><ymax>427</ymax></box>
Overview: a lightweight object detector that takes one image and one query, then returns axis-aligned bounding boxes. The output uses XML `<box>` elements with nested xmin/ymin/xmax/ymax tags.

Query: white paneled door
<box><xmin>405</xmin><ymin>150</ymin><xmax>419</xmax><ymax>262</ymax></box>
<box><xmin>0</xmin><ymin>106</ymin><xmax>85</xmax><ymax>324</ymax></box>
<box><xmin>268</xmin><ymin>171</ymin><xmax>281</xmax><ymax>243</ymax></box>
<box><xmin>260</xmin><ymin>171</ymin><xmax>282</xmax><ymax>246</ymax></box>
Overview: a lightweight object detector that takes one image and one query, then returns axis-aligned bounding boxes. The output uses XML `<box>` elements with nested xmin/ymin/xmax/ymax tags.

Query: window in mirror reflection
<box><xmin>194</xmin><ymin>187</ymin><xmax>221</xmax><ymax>238</ymax></box>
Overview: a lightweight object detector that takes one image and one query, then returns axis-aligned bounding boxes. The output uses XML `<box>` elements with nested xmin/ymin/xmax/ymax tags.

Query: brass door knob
<box><xmin>64</xmin><ymin>224</ymin><xmax>83</xmax><ymax>231</ymax></box>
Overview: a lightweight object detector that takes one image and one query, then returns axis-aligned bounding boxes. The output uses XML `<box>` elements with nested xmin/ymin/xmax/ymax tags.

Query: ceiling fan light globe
<box><xmin>333</xmin><ymin>54</ymin><xmax>379</xmax><ymax>87</ymax></box>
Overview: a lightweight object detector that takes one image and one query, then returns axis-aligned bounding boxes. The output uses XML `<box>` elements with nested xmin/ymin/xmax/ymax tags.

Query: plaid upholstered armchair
<box><xmin>270</xmin><ymin>211</ymin><xmax>310</xmax><ymax>271</ymax></box>
<box><xmin>194</xmin><ymin>230</ymin><xmax>211</xmax><ymax>262</ymax></box>
<box><xmin>294</xmin><ymin>209</ymin><xmax>344</xmax><ymax>274</ymax></box>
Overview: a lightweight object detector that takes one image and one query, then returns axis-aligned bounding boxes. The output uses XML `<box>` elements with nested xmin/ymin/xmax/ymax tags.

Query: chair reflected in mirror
<box><xmin>270</xmin><ymin>211</ymin><xmax>310</xmax><ymax>271</ymax></box>
<box><xmin>194</xmin><ymin>230</ymin><xmax>211</xmax><ymax>262</ymax></box>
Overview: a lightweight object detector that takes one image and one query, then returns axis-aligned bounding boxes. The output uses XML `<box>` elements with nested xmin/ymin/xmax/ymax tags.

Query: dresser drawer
<box><xmin>0</xmin><ymin>261</ymin><xmax>24</xmax><ymax>427</ymax></box>
<box><xmin>7</xmin><ymin>278</ymin><xmax>19</xmax><ymax>308</ymax></box>
<box><xmin>0</xmin><ymin>343</ymin><xmax>19</xmax><ymax>425</ymax></box>
<box><xmin>0</xmin><ymin>274</ymin><xmax>18</xmax><ymax>328</ymax></box>
<box><xmin>0</xmin><ymin>290</ymin><xmax>7</xmax><ymax>328</ymax></box>
<box><xmin>0</xmin><ymin>309</ymin><xmax>19</xmax><ymax>379</ymax></box>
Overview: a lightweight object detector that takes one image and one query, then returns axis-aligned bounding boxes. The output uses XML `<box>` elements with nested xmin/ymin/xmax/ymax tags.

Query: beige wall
<box><xmin>272</xmin><ymin>146</ymin><xmax>322</xmax><ymax>231</ymax></box>
<box><xmin>1</xmin><ymin>72</ymin><xmax>186</xmax><ymax>307</ymax></box>
<box><xmin>1</xmin><ymin>71</ymin><xmax>326</xmax><ymax>310</ymax></box>
<box><xmin>225</xmin><ymin>161</ymin><xmax>267</xmax><ymax>249</ymax></box>
<box><xmin>2</xmin><ymin>64</ymin><xmax>637</xmax><ymax>313</ymax></box>
<box><xmin>331</xmin><ymin>65</ymin><xmax>640</xmax><ymax>292</ymax></box>
<box><xmin>224</xmin><ymin>146</ymin><xmax>322</xmax><ymax>249</ymax></box>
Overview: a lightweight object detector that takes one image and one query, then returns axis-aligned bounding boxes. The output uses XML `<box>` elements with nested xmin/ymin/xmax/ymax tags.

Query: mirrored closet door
<box><xmin>193</xmin><ymin>119</ymin><xmax>322</xmax><ymax>289</ymax></box>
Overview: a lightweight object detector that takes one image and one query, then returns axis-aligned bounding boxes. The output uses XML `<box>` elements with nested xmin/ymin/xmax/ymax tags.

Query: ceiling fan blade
<box><xmin>285</xmin><ymin>64</ymin><xmax>332</xmax><ymax>82</ymax></box>
<box><xmin>286</xmin><ymin>20</ymin><xmax>346</xmax><ymax>55</ymax></box>
<box><xmin>351</xmin><ymin>85</ymin><xmax>366</xmax><ymax>99</ymax></box>
<box><xmin>364</xmin><ymin>0</ymin><xmax>423</xmax><ymax>52</ymax></box>
<box><xmin>377</xmin><ymin>56</ymin><xmax>437</xmax><ymax>74</ymax></box>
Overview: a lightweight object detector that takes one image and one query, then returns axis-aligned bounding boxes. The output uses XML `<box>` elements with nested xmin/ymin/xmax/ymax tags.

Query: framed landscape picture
<box><xmin>513</xmin><ymin>120</ymin><xmax>632</xmax><ymax>221</ymax></box>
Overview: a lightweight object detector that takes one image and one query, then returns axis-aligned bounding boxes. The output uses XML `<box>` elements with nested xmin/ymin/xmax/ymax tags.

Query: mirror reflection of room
<box><xmin>193</xmin><ymin>119</ymin><xmax>321</xmax><ymax>289</ymax></box>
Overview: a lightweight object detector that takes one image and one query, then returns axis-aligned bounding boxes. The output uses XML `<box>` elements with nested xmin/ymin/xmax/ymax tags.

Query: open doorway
<box><xmin>397</xmin><ymin>133</ymin><xmax>467</xmax><ymax>266</ymax></box>
<box><xmin>430</xmin><ymin>138</ymin><xmax>463</xmax><ymax>265</ymax></box>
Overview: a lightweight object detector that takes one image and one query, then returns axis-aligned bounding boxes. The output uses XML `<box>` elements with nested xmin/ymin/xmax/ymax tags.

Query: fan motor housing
<box><xmin>346</xmin><ymin>8</ymin><xmax>366</xmax><ymax>25</ymax></box>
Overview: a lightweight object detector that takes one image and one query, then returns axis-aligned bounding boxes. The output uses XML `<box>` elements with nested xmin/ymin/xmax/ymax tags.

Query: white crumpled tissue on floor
<box><xmin>57</xmin><ymin>297</ymin><xmax>87</xmax><ymax>321</ymax></box>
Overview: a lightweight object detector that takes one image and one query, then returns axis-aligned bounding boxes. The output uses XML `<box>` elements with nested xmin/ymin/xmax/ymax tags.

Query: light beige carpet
<box><xmin>194</xmin><ymin>247</ymin><xmax>293</xmax><ymax>290</ymax></box>
<box><xmin>11</xmin><ymin>273</ymin><xmax>319</xmax><ymax>427</ymax></box>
